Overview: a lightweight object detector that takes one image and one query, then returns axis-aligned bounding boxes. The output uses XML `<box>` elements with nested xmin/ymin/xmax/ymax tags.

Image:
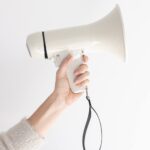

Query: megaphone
<box><xmin>26</xmin><ymin>4</ymin><xmax>126</xmax><ymax>93</ymax></box>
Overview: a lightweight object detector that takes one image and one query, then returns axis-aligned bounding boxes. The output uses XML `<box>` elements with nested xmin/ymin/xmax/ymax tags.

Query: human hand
<box><xmin>28</xmin><ymin>54</ymin><xmax>89</xmax><ymax>136</ymax></box>
<box><xmin>53</xmin><ymin>54</ymin><xmax>89</xmax><ymax>106</ymax></box>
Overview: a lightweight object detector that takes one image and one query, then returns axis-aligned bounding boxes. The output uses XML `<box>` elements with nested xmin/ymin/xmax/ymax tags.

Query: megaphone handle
<box><xmin>54</xmin><ymin>50</ymin><xmax>85</xmax><ymax>93</ymax></box>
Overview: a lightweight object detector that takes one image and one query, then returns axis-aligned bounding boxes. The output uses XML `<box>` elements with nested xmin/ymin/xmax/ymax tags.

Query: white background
<box><xmin>0</xmin><ymin>0</ymin><xmax>150</xmax><ymax>150</ymax></box>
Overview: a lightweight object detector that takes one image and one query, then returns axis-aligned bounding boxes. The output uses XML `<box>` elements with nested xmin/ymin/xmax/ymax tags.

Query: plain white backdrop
<box><xmin>0</xmin><ymin>0</ymin><xmax>150</xmax><ymax>150</ymax></box>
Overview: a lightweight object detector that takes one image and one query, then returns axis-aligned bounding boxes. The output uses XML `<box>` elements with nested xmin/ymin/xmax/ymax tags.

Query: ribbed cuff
<box><xmin>2</xmin><ymin>118</ymin><xmax>44</xmax><ymax>150</ymax></box>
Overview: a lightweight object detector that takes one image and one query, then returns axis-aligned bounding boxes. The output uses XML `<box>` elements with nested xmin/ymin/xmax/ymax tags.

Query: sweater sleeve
<box><xmin>0</xmin><ymin>118</ymin><xmax>44</xmax><ymax>150</ymax></box>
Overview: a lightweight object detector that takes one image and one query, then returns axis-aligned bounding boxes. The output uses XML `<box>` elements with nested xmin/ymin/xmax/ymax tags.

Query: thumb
<box><xmin>57</xmin><ymin>54</ymin><xmax>73</xmax><ymax>78</ymax></box>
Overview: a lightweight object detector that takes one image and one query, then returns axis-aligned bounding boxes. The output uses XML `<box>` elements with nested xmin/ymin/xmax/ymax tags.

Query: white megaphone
<box><xmin>26</xmin><ymin>4</ymin><xmax>126</xmax><ymax>93</ymax></box>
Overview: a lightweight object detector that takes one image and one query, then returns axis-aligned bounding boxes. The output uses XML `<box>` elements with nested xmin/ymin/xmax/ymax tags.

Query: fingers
<box><xmin>74</xmin><ymin>55</ymin><xmax>90</xmax><ymax>88</ymax></box>
<box><xmin>57</xmin><ymin>54</ymin><xmax>89</xmax><ymax>86</ymax></box>
<box><xmin>74</xmin><ymin>71</ymin><xmax>90</xmax><ymax>84</ymax></box>
<box><xmin>57</xmin><ymin>54</ymin><xmax>73</xmax><ymax>78</ymax></box>
<box><xmin>74</xmin><ymin>64</ymin><xmax>88</xmax><ymax>76</ymax></box>
<box><xmin>76</xmin><ymin>79</ymin><xmax>90</xmax><ymax>88</ymax></box>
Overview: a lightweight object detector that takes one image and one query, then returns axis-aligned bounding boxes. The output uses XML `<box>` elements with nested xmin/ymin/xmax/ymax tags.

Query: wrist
<box><xmin>49</xmin><ymin>91</ymin><xmax>67</xmax><ymax>111</ymax></box>
<box><xmin>28</xmin><ymin>92</ymin><xmax>67</xmax><ymax>137</ymax></box>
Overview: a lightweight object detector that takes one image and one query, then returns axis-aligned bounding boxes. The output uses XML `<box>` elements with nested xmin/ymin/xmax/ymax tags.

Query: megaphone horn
<box><xmin>26</xmin><ymin>4</ymin><xmax>126</xmax><ymax>93</ymax></box>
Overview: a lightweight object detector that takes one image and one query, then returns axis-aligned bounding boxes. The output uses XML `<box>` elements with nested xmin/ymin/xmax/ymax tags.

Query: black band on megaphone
<box><xmin>42</xmin><ymin>31</ymin><xmax>48</xmax><ymax>59</ymax></box>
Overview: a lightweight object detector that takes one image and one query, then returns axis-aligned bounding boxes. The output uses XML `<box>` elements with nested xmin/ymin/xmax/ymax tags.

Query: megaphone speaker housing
<box><xmin>26</xmin><ymin>4</ymin><xmax>126</xmax><ymax>93</ymax></box>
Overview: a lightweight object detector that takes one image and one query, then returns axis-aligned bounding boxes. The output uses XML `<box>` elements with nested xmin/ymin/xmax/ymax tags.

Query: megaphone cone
<box><xmin>27</xmin><ymin>4</ymin><xmax>125</xmax><ymax>61</ymax></box>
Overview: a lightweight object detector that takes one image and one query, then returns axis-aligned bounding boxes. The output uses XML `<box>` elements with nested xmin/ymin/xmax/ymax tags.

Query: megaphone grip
<box><xmin>54</xmin><ymin>50</ymin><xmax>85</xmax><ymax>93</ymax></box>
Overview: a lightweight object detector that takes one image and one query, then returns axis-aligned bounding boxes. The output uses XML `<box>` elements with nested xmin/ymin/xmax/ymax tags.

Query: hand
<box><xmin>28</xmin><ymin>54</ymin><xmax>89</xmax><ymax>137</ymax></box>
<box><xmin>53</xmin><ymin>54</ymin><xmax>89</xmax><ymax>106</ymax></box>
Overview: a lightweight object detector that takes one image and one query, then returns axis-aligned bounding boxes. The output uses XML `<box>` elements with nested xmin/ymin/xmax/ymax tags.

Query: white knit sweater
<box><xmin>0</xmin><ymin>118</ymin><xmax>44</xmax><ymax>150</ymax></box>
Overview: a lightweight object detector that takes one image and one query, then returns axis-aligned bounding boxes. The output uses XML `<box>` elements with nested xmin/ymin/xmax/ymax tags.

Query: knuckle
<box><xmin>80</xmin><ymin>82</ymin><xmax>84</xmax><ymax>86</ymax></box>
<box><xmin>77</xmin><ymin>79</ymin><xmax>89</xmax><ymax>87</ymax></box>
<box><xmin>75</xmin><ymin>64</ymin><xmax>88</xmax><ymax>75</ymax></box>
<box><xmin>82</xmin><ymin>79</ymin><xmax>89</xmax><ymax>86</ymax></box>
<box><xmin>85</xmin><ymin>71</ymin><xmax>90</xmax><ymax>76</ymax></box>
<box><xmin>79</xmin><ymin>64</ymin><xmax>88</xmax><ymax>72</ymax></box>
<box><xmin>85</xmin><ymin>79</ymin><xmax>89</xmax><ymax>85</ymax></box>
<box><xmin>83</xmin><ymin>64</ymin><xmax>88</xmax><ymax>69</ymax></box>
<box><xmin>83</xmin><ymin>65</ymin><xmax>88</xmax><ymax>71</ymax></box>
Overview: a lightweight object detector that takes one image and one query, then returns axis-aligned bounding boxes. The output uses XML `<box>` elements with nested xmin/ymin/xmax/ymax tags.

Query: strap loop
<box><xmin>82</xmin><ymin>87</ymin><xmax>103</xmax><ymax>150</ymax></box>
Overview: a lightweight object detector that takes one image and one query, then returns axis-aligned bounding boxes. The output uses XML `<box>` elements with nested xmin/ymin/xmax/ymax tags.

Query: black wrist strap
<box><xmin>82</xmin><ymin>87</ymin><xmax>103</xmax><ymax>150</ymax></box>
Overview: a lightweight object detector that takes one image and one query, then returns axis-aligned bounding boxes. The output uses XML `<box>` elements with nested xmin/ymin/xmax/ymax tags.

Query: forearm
<box><xmin>27</xmin><ymin>92</ymin><xmax>67</xmax><ymax>137</ymax></box>
<box><xmin>27</xmin><ymin>55</ymin><xmax>89</xmax><ymax>138</ymax></box>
